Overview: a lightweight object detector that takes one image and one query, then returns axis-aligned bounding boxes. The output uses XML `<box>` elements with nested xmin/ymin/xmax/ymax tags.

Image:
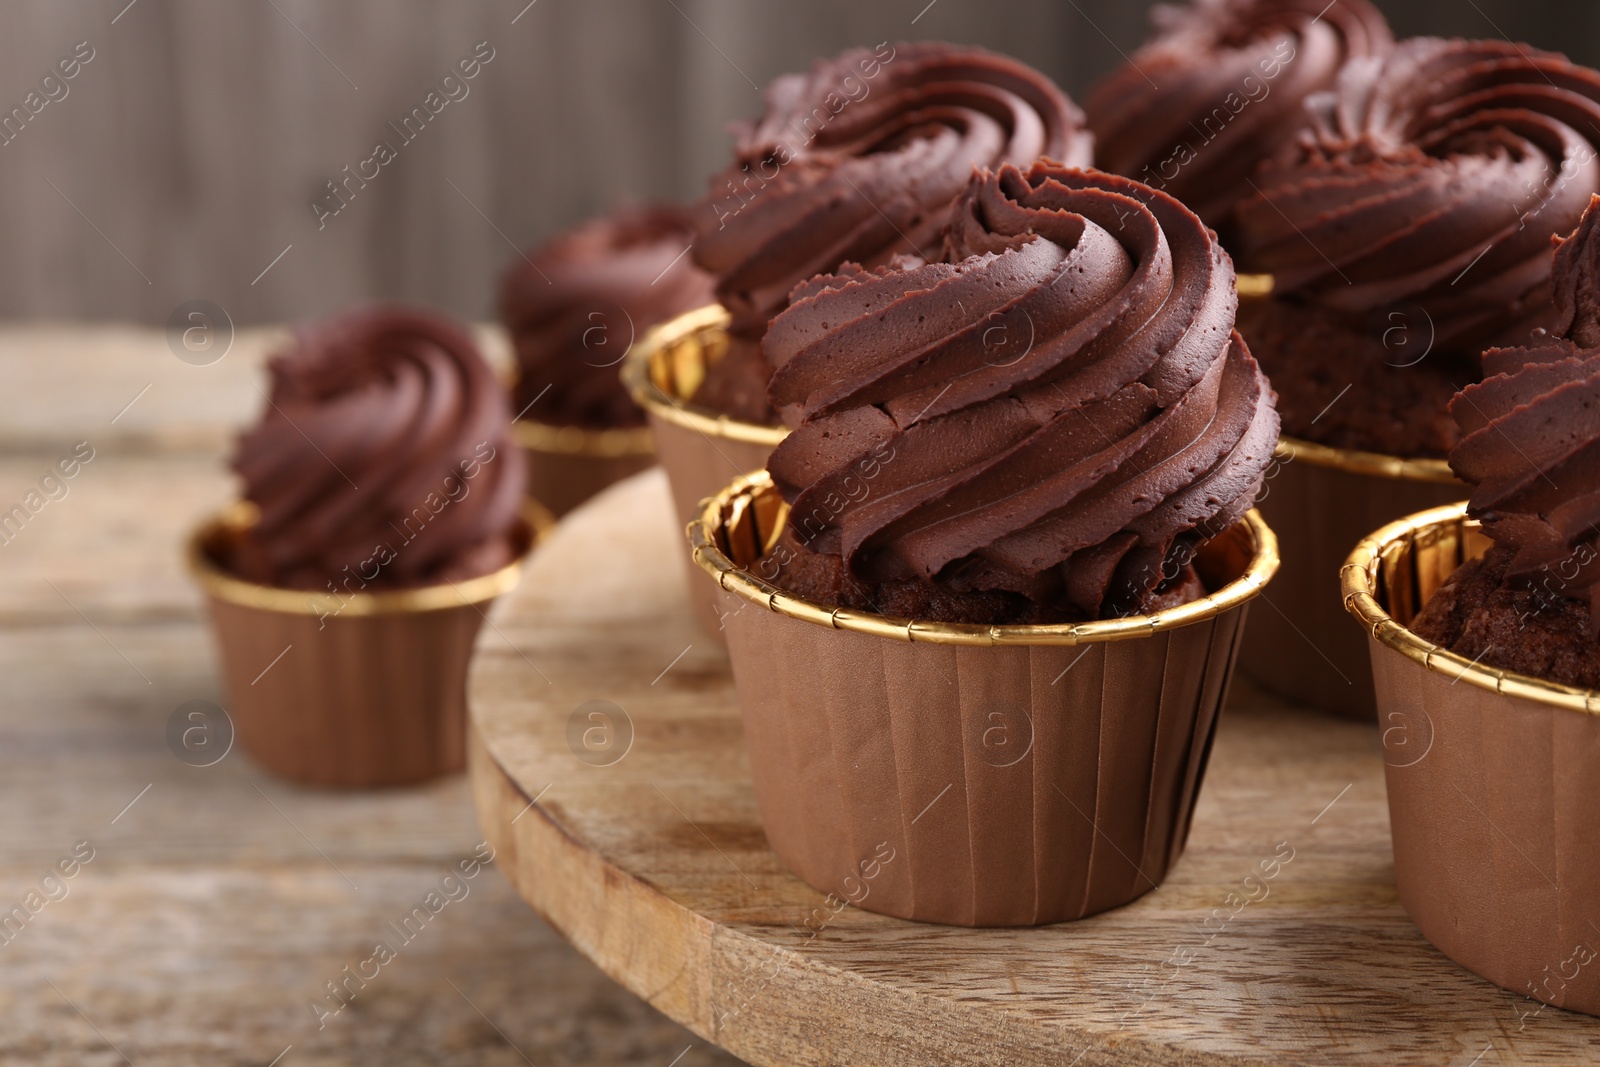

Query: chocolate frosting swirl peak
<box><xmin>693</xmin><ymin>42</ymin><xmax>1090</xmax><ymax>344</ymax></box>
<box><xmin>1235</xmin><ymin>37</ymin><xmax>1600</xmax><ymax>352</ymax></box>
<box><xmin>763</xmin><ymin>162</ymin><xmax>1279</xmax><ymax>621</ymax></box>
<box><xmin>1450</xmin><ymin>198</ymin><xmax>1600</xmax><ymax>630</ymax></box>
<box><xmin>1087</xmin><ymin>0</ymin><xmax>1392</xmax><ymax>234</ymax></box>
<box><xmin>231</xmin><ymin>306</ymin><xmax>526</xmax><ymax>590</ymax></box>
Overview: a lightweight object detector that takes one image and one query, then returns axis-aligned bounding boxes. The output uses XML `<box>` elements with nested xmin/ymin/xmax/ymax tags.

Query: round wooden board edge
<box><xmin>467</xmin><ymin>718</ymin><xmax>1273</xmax><ymax>1067</ymax></box>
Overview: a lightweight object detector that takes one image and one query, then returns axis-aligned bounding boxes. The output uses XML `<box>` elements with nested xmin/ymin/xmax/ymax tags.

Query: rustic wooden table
<box><xmin>470</xmin><ymin>472</ymin><xmax>1600</xmax><ymax>1066</ymax></box>
<box><xmin>0</xmin><ymin>325</ymin><xmax>740</xmax><ymax>1066</ymax></box>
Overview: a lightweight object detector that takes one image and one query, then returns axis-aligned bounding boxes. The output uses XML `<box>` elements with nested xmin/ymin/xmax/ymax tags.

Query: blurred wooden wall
<box><xmin>0</xmin><ymin>0</ymin><xmax>1594</xmax><ymax>327</ymax></box>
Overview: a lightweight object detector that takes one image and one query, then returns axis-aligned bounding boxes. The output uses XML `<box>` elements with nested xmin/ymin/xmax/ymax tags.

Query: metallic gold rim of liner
<box><xmin>1341</xmin><ymin>502</ymin><xmax>1600</xmax><ymax>715</ymax></box>
<box><xmin>1274</xmin><ymin>435</ymin><xmax>1459</xmax><ymax>485</ymax></box>
<box><xmin>1235</xmin><ymin>273</ymin><xmax>1275</xmax><ymax>299</ymax></box>
<box><xmin>510</xmin><ymin>417</ymin><xmax>655</xmax><ymax>458</ymax></box>
<box><xmin>186</xmin><ymin>498</ymin><xmax>554</xmax><ymax>616</ymax></box>
<box><xmin>621</xmin><ymin>303</ymin><xmax>789</xmax><ymax>447</ymax></box>
<box><xmin>689</xmin><ymin>470</ymin><xmax>1280</xmax><ymax>647</ymax></box>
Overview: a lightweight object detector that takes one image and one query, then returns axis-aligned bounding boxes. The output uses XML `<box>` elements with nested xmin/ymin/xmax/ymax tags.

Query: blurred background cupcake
<box><xmin>500</xmin><ymin>204</ymin><xmax>714</xmax><ymax>516</ymax></box>
<box><xmin>191</xmin><ymin>304</ymin><xmax>539</xmax><ymax>787</ymax></box>
<box><xmin>1344</xmin><ymin>196</ymin><xmax>1600</xmax><ymax>1014</ymax></box>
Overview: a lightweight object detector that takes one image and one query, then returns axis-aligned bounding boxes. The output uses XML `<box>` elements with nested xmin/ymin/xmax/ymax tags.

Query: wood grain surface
<box><xmin>0</xmin><ymin>326</ymin><xmax>739</xmax><ymax>1066</ymax></box>
<box><xmin>470</xmin><ymin>471</ymin><xmax>1600</xmax><ymax>1067</ymax></box>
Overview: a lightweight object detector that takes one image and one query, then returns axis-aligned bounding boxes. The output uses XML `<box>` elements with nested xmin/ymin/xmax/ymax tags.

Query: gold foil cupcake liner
<box><xmin>690</xmin><ymin>473</ymin><xmax>1278</xmax><ymax>646</ymax></box>
<box><xmin>1234</xmin><ymin>272</ymin><xmax>1275</xmax><ymax>299</ymax></box>
<box><xmin>187</xmin><ymin>502</ymin><xmax>547</xmax><ymax>788</ymax></box>
<box><xmin>188</xmin><ymin>500</ymin><xmax>550</xmax><ymax>614</ymax></box>
<box><xmin>622</xmin><ymin>303</ymin><xmax>788</xmax><ymax>447</ymax></box>
<box><xmin>624</xmin><ymin>304</ymin><xmax>787</xmax><ymax>640</ymax></box>
<box><xmin>1343</xmin><ymin>504</ymin><xmax>1600</xmax><ymax>1016</ymax></box>
<box><xmin>1343</xmin><ymin>504</ymin><xmax>1600</xmax><ymax>712</ymax></box>
<box><xmin>687</xmin><ymin>471</ymin><xmax>1279</xmax><ymax>926</ymax></box>
<box><xmin>1276</xmin><ymin>434</ymin><xmax>1457</xmax><ymax>484</ymax></box>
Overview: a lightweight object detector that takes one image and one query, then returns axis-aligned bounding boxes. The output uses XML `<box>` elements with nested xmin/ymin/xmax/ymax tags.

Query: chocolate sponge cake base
<box><xmin>756</xmin><ymin>531</ymin><xmax>1205</xmax><ymax>626</ymax></box>
<box><xmin>687</xmin><ymin>333</ymin><xmax>778</xmax><ymax>425</ymax></box>
<box><xmin>1412</xmin><ymin>543</ymin><xmax>1600</xmax><ymax>690</ymax></box>
<box><xmin>1238</xmin><ymin>297</ymin><xmax>1475</xmax><ymax>459</ymax></box>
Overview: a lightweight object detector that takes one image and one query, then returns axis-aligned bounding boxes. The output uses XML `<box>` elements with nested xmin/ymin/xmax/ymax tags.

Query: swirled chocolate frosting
<box><xmin>690</xmin><ymin>42</ymin><xmax>1091</xmax><ymax>423</ymax></box>
<box><xmin>1414</xmin><ymin>198</ymin><xmax>1600</xmax><ymax>684</ymax></box>
<box><xmin>228</xmin><ymin>306</ymin><xmax>527</xmax><ymax>591</ymax></box>
<box><xmin>1087</xmin><ymin>0</ymin><xmax>1392</xmax><ymax>236</ymax></box>
<box><xmin>500</xmin><ymin>205</ymin><xmax>714</xmax><ymax>428</ymax></box>
<box><xmin>1236</xmin><ymin>37</ymin><xmax>1600</xmax><ymax>352</ymax></box>
<box><xmin>757</xmin><ymin>161</ymin><xmax>1279</xmax><ymax>624</ymax></box>
<box><xmin>1230</xmin><ymin>37</ymin><xmax>1600</xmax><ymax>456</ymax></box>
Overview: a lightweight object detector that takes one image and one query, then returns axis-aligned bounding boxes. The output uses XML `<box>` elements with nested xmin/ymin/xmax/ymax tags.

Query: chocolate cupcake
<box><xmin>500</xmin><ymin>205</ymin><xmax>715</xmax><ymax>515</ymax></box>
<box><xmin>1234</xmin><ymin>38</ymin><xmax>1600</xmax><ymax>717</ymax></box>
<box><xmin>687</xmin><ymin>162</ymin><xmax>1281</xmax><ymax>926</ymax></box>
<box><xmin>1343</xmin><ymin>201</ymin><xmax>1600</xmax><ymax>1014</ymax></box>
<box><xmin>1234</xmin><ymin>37</ymin><xmax>1600</xmax><ymax>458</ymax></box>
<box><xmin>1087</xmin><ymin>0</ymin><xmax>1392</xmax><ymax>241</ymax></box>
<box><xmin>190</xmin><ymin>306</ymin><xmax>540</xmax><ymax>787</ymax></box>
<box><xmin>690</xmin><ymin>41</ymin><xmax>1091</xmax><ymax>424</ymax></box>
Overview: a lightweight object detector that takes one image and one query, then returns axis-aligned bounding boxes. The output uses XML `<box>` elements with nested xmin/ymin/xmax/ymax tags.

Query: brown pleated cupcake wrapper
<box><xmin>1242</xmin><ymin>435</ymin><xmax>1464</xmax><ymax>719</ymax></box>
<box><xmin>1345</xmin><ymin>506</ymin><xmax>1600</xmax><ymax>1015</ymax></box>
<box><xmin>623</xmin><ymin>304</ymin><xmax>788</xmax><ymax>643</ymax></box>
<box><xmin>689</xmin><ymin>472</ymin><xmax>1279</xmax><ymax>927</ymax></box>
<box><xmin>188</xmin><ymin>503</ymin><xmax>543</xmax><ymax>789</ymax></box>
<box><xmin>511</xmin><ymin>418</ymin><xmax>656</xmax><ymax>518</ymax></box>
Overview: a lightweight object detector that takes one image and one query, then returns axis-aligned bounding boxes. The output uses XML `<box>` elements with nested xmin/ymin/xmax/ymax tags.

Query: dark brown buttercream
<box><xmin>1236</xmin><ymin>37</ymin><xmax>1600</xmax><ymax>354</ymax></box>
<box><xmin>691</xmin><ymin>42</ymin><xmax>1091</xmax><ymax>423</ymax></box>
<box><xmin>760</xmin><ymin>162</ymin><xmax>1279</xmax><ymax>622</ymax></box>
<box><xmin>229</xmin><ymin>305</ymin><xmax>526</xmax><ymax>591</ymax></box>
<box><xmin>500</xmin><ymin>205</ymin><xmax>714</xmax><ymax>429</ymax></box>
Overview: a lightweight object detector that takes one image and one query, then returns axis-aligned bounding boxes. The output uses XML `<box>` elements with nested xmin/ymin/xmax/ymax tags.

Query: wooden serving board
<box><xmin>468</xmin><ymin>470</ymin><xmax>1600</xmax><ymax>1067</ymax></box>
